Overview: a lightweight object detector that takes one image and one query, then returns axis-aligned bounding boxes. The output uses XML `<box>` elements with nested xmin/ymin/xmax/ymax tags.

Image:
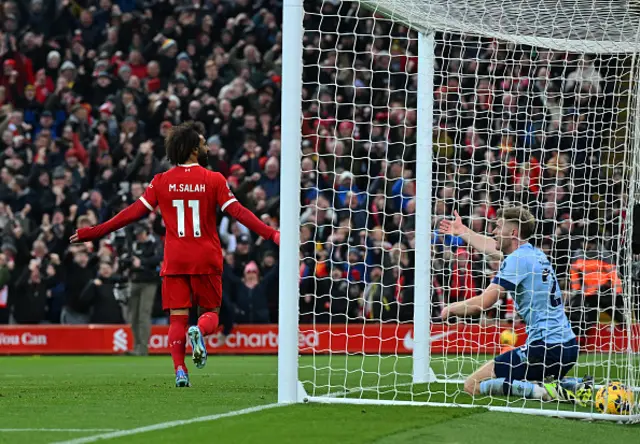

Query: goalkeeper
<box><xmin>439</xmin><ymin>206</ymin><xmax>592</xmax><ymax>405</ymax></box>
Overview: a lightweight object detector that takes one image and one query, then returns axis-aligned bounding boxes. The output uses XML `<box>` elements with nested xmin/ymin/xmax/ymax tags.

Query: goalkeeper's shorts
<box><xmin>494</xmin><ymin>338</ymin><xmax>578</xmax><ymax>382</ymax></box>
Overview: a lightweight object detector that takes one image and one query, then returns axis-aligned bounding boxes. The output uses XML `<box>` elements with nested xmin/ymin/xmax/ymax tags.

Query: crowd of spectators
<box><xmin>0</xmin><ymin>0</ymin><xmax>283</xmax><ymax>329</ymax></box>
<box><xmin>0</xmin><ymin>0</ymin><xmax>630</xmax><ymax>335</ymax></box>
<box><xmin>298</xmin><ymin>1</ymin><xmax>630</xmax><ymax>333</ymax></box>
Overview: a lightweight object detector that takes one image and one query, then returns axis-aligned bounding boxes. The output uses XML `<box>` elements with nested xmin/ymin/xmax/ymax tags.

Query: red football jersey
<box><xmin>139</xmin><ymin>163</ymin><xmax>236</xmax><ymax>276</ymax></box>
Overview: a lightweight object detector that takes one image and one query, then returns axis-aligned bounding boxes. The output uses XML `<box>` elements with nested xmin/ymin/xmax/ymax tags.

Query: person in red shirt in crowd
<box><xmin>449</xmin><ymin>248</ymin><xmax>478</xmax><ymax>302</ymax></box>
<box><xmin>70</xmin><ymin>122</ymin><xmax>280</xmax><ymax>387</ymax></box>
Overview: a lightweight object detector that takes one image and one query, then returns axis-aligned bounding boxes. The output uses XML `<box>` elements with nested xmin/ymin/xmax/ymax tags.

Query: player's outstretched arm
<box><xmin>440</xmin><ymin>283</ymin><xmax>502</xmax><ymax>320</ymax></box>
<box><xmin>224</xmin><ymin>201</ymin><xmax>280</xmax><ymax>245</ymax></box>
<box><xmin>69</xmin><ymin>200</ymin><xmax>151</xmax><ymax>243</ymax></box>
<box><xmin>439</xmin><ymin>210</ymin><xmax>503</xmax><ymax>261</ymax></box>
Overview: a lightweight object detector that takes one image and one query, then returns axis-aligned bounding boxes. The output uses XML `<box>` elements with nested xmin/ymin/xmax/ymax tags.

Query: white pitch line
<box><xmin>51</xmin><ymin>403</ymin><xmax>281</xmax><ymax>444</ymax></box>
<box><xmin>0</xmin><ymin>429</ymin><xmax>118</xmax><ymax>432</ymax></box>
<box><xmin>322</xmin><ymin>379</ymin><xmax>468</xmax><ymax>398</ymax></box>
<box><xmin>324</xmin><ymin>382</ymin><xmax>414</xmax><ymax>398</ymax></box>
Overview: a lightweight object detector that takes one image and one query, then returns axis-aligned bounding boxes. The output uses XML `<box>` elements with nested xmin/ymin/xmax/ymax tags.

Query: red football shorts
<box><xmin>162</xmin><ymin>274</ymin><xmax>222</xmax><ymax>310</ymax></box>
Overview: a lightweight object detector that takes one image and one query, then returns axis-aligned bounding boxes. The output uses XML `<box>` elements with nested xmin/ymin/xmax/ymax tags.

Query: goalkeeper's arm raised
<box><xmin>441</xmin><ymin>283</ymin><xmax>502</xmax><ymax>320</ymax></box>
<box><xmin>439</xmin><ymin>210</ymin><xmax>503</xmax><ymax>261</ymax></box>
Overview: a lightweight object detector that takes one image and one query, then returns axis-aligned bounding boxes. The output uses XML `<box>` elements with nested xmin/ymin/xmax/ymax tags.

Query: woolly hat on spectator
<box><xmin>244</xmin><ymin>261</ymin><xmax>259</xmax><ymax>274</ymax></box>
<box><xmin>95</xmin><ymin>59</ymin><xmax>109</xmax><ymax>70</ymax></box>
<box><xmin>66</xmin><ymin>149</ymin><xmax>80</xmax><ymax>160</ymax></box>
<box><xmin>207</xmin><ymin>135</ymin><xmax>221</xmax><ymax>145</ymax></box>
<box><xmin>61</xmin><ymin>61</ymin><xmax>76</xmax><ymax>71</ymax></box>
<box><xmin>339</xmin><ymin>121</ymin><xmax>354</xmax><ymax>131</ymax></box>
<box><xmin>168</xmin><ymin>95</ymin><xmax>180</xmax><ymax>107</ymax></box>
<box><xmin>238</xmin><ymin>234</ymin><xmax>251</xmax><ymax>244</ymax></box>
<box><xmin>1</xmin><ymin>243</ymin><xmax>17</xmax><ymax>255</ymax></box>
<box><xmin>41</xmin><ymin>110</ymin><xmax>52</xmax><ymax>118</ymax></box>
<box><xmin>174</xmin><ymin>73</ymin><xmax>189</xmax><ymax>84</ymax></box>
<box><xmin>160</xmin><ymin>121</ymin><xmax>173</xmax><ymax>129</ymax></box>
<box><xmin>97</xmin><ymin>71</ymin><xmax>111</xmax><ymax>79</ymax></box>
<box><xmin>230</xmin><ymin>164</ymin><xmax>245</xmax><ymax>175</ymax></box>
<box><xmin>177</xmin><ymin>52</ymin><xmax>191</xmax><ymax>62</ymax></box>
<box><xmin>52</xmin><ymin>167</ymin><xmax>65</xmax><ymax>179</ymax></box>
<box><xmin>338</xmin><ymin>171</ymin><xmax>354</xmax><ymax>183</ymax></box>
<box><xmin>47</xmin><ymin>51</ymin><xmax>60</xmax><ymax>63</ymax></box>
<box><xmin>133</xmin><ymin>223</ymin><xmax>148</xmax><ymax>235</ymax></box>
<box><xmin>259</xmin><ymin>80</ymin><xmax>276</xmax><ymax>95</ymax></box>
<box><xmin>262</xmin><ymin>250</ymin><xmax>276</xmax><ymax>261</ymax></box>
<box><xmin>161</xmin><ymin>39</ymin><xmax>177</xmax><ymax>51</ymax></box>
<box><xmin>99</xmin><ymin>103</ymin><xmax>112</xmax><ymax>115</ymax></box>
<box><xmin>118</xmin><ymin>64</ymin><xmax>132</xmax><ymax>75</ymax></box>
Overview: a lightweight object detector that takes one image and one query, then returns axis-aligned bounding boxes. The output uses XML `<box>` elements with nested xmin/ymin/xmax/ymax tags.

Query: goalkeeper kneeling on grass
<box><xmin>439</xmin><ymin>205</ymin><xmax>593</xmax><ymax>405</ymax></box>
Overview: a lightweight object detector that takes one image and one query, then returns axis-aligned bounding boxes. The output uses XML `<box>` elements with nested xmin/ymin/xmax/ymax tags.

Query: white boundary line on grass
<box><xmin>323</xmin><ymin>379</ymin><xmax>466</xmax><ymax>398</ymax></box>
<box><xmin>0</xmin><ymin>429</ymin><xmax>118</xmax><ymax>433</ymax></box>
<box><xmin>51</xmin><ymin>403</ymin><xmax>281</xmax><ymax>444</ymax></box>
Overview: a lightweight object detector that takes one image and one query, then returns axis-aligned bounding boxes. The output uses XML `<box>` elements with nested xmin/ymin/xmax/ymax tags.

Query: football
<box><xmin>595</xmin><ymin>382</ymin><xmax>634</xmax><ymax>415</ymax></box>
<box><xmin>499</xmin><ymin>329</ymin><xmax>517</xmax><ymax>346</ymax></box>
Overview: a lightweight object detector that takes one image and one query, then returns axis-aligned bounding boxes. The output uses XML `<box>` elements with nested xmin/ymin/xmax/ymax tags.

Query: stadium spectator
<box><xmin>79</xmin><ymin>261</ymin><xmax>125</xmax><ymax>324</ymax></box>
<box><xmin>61</xmin><ymin>242</ymin><xmax>95</xmax><ymax>324</ymax></box>
<box><xmin>125</xmin><ymin>223</ymin><xmax>162</xmax><ymax>356</ymax></box>
<box><xmin>223</xmin><ymin>260</ymin><xmax>277</xmax><ymax>324</ymax></box>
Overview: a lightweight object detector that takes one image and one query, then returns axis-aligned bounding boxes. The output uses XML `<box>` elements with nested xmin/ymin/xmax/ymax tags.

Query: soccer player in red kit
<box><xmin>70</xmin><ymin>122</ymin><xmax>280</xmax><ymax>387</ymax></box>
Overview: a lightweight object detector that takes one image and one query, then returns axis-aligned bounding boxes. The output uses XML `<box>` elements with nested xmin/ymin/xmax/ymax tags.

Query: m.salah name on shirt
<box><xmin>169</xmin><ymin>184</ymin><xmax>206</xmax><ymax>192</ymax></box>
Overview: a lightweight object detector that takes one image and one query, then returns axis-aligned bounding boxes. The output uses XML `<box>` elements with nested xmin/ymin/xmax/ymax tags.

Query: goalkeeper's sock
<box><xmin>511</xmin><ymin>380</ymin><xmax>550</xmax><ymax>400</ymax></box>
<box><xmin>197</xmin><ymin>311</ymin><xmax>219</xmax><ymax>337</ymax></box>
<box><xmin>479</xmin><ymin>378</ymin><xmax>507</xmax><ymax>396</ymax></box>
<box><xmin>480</xmin><ymin>378</ymin><xmax>548</xmax><ymax>400</ymax></box>
<box><xmin>169</xmin><ymin>314</ymin><xmax>189</xmax><ymax>372</ymax></box>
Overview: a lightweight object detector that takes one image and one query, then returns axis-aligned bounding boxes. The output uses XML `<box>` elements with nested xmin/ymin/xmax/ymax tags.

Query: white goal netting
<box><xmin>294</xmin><ymin>0</ymin><xmax>640</xmax><ymax>420</ymax></box>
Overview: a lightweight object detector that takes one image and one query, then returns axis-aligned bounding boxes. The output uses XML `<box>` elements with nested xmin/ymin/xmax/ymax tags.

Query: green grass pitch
<box><xmin>0</xmin><ymin>355</ymin><xmax>638</xmax><ymax>444</ymax></box>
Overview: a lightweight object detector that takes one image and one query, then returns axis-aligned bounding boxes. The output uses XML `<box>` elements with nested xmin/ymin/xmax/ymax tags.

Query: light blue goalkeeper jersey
<box><xmin>492</xmin><ymin>243</ymin><xmax>575</xmax><ymax>345</ymax></box>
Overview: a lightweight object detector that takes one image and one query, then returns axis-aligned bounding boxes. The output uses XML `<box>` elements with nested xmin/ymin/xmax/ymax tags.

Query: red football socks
<box><xmin>169</xmin><ymin>314</ymin><xmax>189</xmax><ymax>372</ymax></box>
<box><xmin>197</xmin><ymin>311</ymin><xmax>219</xmax><ymax>337</ymax></box>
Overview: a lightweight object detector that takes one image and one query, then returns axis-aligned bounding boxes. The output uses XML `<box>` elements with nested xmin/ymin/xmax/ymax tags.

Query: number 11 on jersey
<box><xmin>172</xmin><ymin>199</ymin><xmax>201</xmax><ymax>238</ymax></box>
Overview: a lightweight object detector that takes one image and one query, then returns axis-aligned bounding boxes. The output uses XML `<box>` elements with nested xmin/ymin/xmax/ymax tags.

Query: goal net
<box><xmin>280</xmin><ymin>0</ymin><xmax>640</xmax><ymax>421</ymax></box>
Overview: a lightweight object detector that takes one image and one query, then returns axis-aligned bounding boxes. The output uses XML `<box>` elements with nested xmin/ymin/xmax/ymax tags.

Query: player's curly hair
<box><xmin>497</xmin><ymin>205</ymin><xmax>536</xmax><ymax>240</ymax></box>
<box><xmin>164</xmin><ymin>121</ymin><xmax>205</xmax><ymax>165</ymax></box>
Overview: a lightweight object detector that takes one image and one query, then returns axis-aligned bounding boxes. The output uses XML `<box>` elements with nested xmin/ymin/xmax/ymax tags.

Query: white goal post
<box><xmin>278</xmin><ymin>0</ymin><xmax>640</xmax><ymax>421</ymax></box>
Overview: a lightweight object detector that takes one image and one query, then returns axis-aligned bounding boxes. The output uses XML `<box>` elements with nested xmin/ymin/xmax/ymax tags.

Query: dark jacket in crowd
<box><xmin>63</xmin><ymin>252</ymin><xmax>98</xmax><ymax>314</ymax></box>
<box><xmin>79</xmin><ymin>277</ymin><xmax>125</xmax><ymax>324</ymax></box>
<box><xmin>12</xmin><ymin>268</ymin><xmax>48</xmax><ymax>324</ymax></box>
<box><xmin>129</xmin><ymin>237</ymin><xmax>163</xmax><ymax>283</ymax></box>
<box><xmin>224</xmin><ymin>264</ymin><xmax>279</xmax><ymax>324</ymax></box>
